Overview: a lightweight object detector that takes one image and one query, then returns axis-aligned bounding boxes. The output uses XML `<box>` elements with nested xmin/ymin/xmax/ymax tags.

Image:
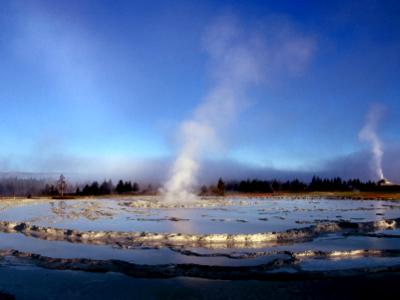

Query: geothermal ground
<box><xmin>1</xmin><ymin>196</ymin><xmax>400</xmax><ymax>299</ymax></box>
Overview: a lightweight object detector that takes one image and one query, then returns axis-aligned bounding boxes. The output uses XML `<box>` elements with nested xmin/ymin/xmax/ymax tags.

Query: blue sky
<box><xmin>0</xmin><ymin>0</ymin><xmax>399</xmax><ymax>180</ymax></box>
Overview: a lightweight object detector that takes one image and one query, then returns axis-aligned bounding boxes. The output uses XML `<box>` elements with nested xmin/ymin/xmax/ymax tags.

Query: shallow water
<box><xmin>0</xmin><ymin>232</ymin><xmax>283</xmax><ymax>266</ymax></box>
<box><xmin>0</xmin><ymin>197</ymin><xmax>400</xmax><ymax>275</ymax></box>
<box><xmin>1</xmin><ymin>198</ymin><xmax>399</xmax><ymax>234</ymax></box>
<box><xmin>299</xmin><ymin>256</ymin><xmax>400</xmax><ymax>271</ymax></box>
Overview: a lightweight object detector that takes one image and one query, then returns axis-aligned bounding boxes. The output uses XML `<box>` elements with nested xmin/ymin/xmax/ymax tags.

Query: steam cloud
<box><xmin>359</xmin><ymin>104</ymin><xmax>385</xmax><ymax>180</ymax></box>
<box><xmin>162</xmin><ymin>15</ymin><xmax>315</xmax><ymax>202</ymax></box>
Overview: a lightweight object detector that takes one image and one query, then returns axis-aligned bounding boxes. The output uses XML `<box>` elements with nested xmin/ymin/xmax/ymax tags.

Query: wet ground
<box><xmin>0</xmin><ymin>196</ymin><xmax>400</xmax><ymax>299</ymax></box>
<box><xmin>1</xmin><ymin>265</ymin><xmax>399</xmax><ymax>300</ymax></box>
<box><xmin>1</xmin><ymin>197</ymin><xmax>399</xmax><ymax>233</ymax></box>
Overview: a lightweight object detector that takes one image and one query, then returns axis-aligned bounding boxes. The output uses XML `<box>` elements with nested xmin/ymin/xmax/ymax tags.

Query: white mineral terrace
<box><xmin>0</xmin><ymin>196</ymin><xmax>400</xmax><ymax>275</ymax></box>
<box><xmin>1</xmin><ymin>196</ymin><xmax>399</xmax><ymax>234</ymax></box>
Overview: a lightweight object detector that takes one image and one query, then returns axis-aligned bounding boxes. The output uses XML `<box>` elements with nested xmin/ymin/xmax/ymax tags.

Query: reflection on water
<box><xmin>1</xmin><ymin>198</ymin><xmax>399</xmax><ymax>234</ymax></box>
<box><xmin>0</xmin><ymin>197</ymin><xmax>400</xmax><ymax>273</ymax></box>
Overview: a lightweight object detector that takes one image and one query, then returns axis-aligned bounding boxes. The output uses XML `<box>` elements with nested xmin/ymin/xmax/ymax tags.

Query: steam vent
<box><xmin>378</xmin><ymin>178</ymin><xmax>395</xmax><ymax>186</ymax></box>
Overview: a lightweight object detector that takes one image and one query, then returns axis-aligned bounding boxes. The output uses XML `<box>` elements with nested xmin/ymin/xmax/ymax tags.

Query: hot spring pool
<box><xmin>0</xmin><ymin>196</ymin><xmax>400</xmax><ymax>279</ymax></box>
<box><xmin>0</xmin><ymin>197</ymin><xmax>399</xmax><ymax>233</ymax></box>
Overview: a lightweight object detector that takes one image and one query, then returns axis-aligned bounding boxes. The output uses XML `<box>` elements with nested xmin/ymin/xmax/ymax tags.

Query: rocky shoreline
<box><xmin>1</xmin><ymin>248</ymin><xmax>400</xmax><ymax>281</ymax></box>
<box><xmin>0</xmin><ymin>218</ymin><xmax>398</xmax><ymax>249</ymax></box>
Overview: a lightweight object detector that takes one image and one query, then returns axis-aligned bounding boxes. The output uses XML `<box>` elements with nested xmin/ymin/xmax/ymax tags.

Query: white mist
<box><xmin>359</xmin><ymin>104</ymin><xmax>385</xmax><ymax>180</ymax></box>
<box><xmin>162</xmin><ymin>15</ymin><xmax>315</xmax><ymax>202</ymax></box>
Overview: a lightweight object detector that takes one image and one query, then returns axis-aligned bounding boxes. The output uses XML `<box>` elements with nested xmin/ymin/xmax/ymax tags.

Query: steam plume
<box><xmin>162</xmin><ymin>15</ymin><xmax>315</xmax><ymax>202</ymax></box>
<box><xmin>359</xmin><ymin>104</ymin><xmax>385</xmax><ymax>180</ymax></box>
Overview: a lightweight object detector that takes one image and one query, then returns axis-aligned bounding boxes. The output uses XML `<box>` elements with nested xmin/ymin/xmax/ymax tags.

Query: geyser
<box><xmin>359</xmin><ymin>104</ymin><xmax>385</xmax><ymax>180</ymax></box>
<box><xmin>162</xmin><ymin>15</ymin><xmax>315</xmax><ymax>202</ymax></box>
<box><xmin>162</xmin><ymin>16</ymin><xmax>264</xmax><ymax>202</ymax></box>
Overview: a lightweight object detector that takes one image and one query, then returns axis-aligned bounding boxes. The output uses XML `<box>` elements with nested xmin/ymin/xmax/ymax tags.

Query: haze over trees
<box><xmin>57</xmin><ymin>174</ymin><xmax>66</xmax><ymax>197</ymax></box>
<box><xmin>0</xmin><ymin>175</ymin><xmax>399</xmax><ymax>198</ymax></box>
<box><xmin>0</xmin><ymin>177</ymin><xmax>47</xmax><ymax>197</ymax></box>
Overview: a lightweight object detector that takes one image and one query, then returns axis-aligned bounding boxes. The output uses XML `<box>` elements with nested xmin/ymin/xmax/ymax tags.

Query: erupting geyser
<box><xmin>378</xmin><ymin>178</ymin><xmax>394</xmax><ymax>186</ymax></box>
<box><xmin>161</xmin><ymin>15</ymin><xmax>315</xmax><ymax>202</ymax></box>
<box><xmin>359</xmin><ymin>104</ymin><xmax>385</xmax><ymax>180</ymax></box>
<box><xmin>162</xmin><ymin>15</ymin><xmax>266</xmax><ymax>202</ymax></box>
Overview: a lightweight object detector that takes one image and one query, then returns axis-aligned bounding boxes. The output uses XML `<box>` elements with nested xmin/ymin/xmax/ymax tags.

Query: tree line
<box><xmin>0</xmin><ymin>177</ymin><xmax>47</xmax><ymax>197</ymax></box>
<box><xmin>0</xmin><ymin>175</ymin><xmax>399</xmax><ymax>198</ymax></box>
<box><xmin>75</xmin><ymin>180</ymin><xmax>140</xmax><ymax>196</ymax></box>
<box><xmin>224</xmin><ymin>176</ymin><xmax>400</xmax><ymax>193</ymax></box>
<box><xmin>0</xmin><ymin>175</ymin><xmax>144</xmax><ymax>197</ymax></box>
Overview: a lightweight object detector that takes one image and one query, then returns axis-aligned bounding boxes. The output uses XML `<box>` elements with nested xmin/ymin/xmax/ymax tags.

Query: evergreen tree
<box><xmin>217</xmin><ymin>177</ymin><xmax>225</xmax><ymax>196</ymax></box>
<box><xmin>132</xmin><ymin>182</ymin><xmax>139</xmax><ymax>192</ymax></box>
<box><xmin>115</xmin><ymin>180</ymin><xmax>125</xmax><ymax>194</ymax></box>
